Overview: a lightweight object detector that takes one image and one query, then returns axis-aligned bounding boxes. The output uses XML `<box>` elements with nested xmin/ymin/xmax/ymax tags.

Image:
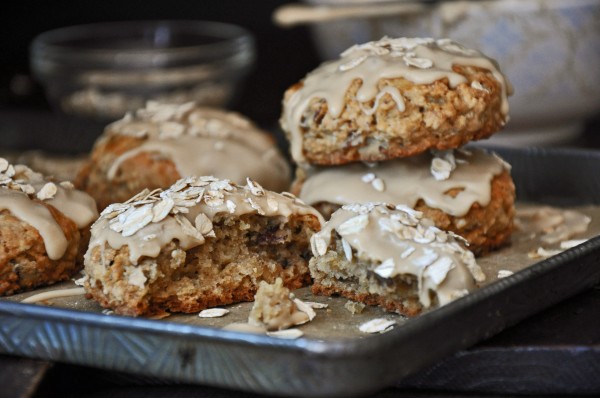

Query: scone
<box><xmin>280</xmin><ymin>37</ymin><xmax>511</xmax><ymax>166</ymax></box>
<box><xmin>309</xmin><ymin>202</ymin><xmax>485</xmax><ymax>316</ymax></box>
<box><xmin>294</xmin><ymin>148</ymin><xmax>515</xmax><ymax>255</ymax></box>
<box><xmin>76</xmin><ymin>101</ymin><xmax>291</xmax><ymax>210</ymax></box>
<box><xmin>248</xmin><ymin>277</ymin><xmax>311</xmax><ymax>331</ymax></box>
<box><xmin>0</xmin><ymin>158</ymin><xmax>98</xmax><ymax>296</ymax></box>
<box><xmin>83</xmin><ymin>176</ymin><xmax>323</xmax><ymax>317</ymax></box>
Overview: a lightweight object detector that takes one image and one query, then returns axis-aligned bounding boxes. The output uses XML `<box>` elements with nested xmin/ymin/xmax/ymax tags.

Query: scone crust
<box><xmin>75</xmin><ymin>134</ymin><xmax>181</xmax><ymax>211</ymax></box>
<box><xmin>0</xmin><ymin>204</ymin><xmax>82</xmax><ymax>296</ymax></box>
<box><xmin>413</xmin><ymin>170</ymin><xmax>515</xmax><ymax>255</ymax></box>
<box><xmin>284</xmin><ymin>65</ymin><xmax>506</xmax><ymax>165</ymax></box>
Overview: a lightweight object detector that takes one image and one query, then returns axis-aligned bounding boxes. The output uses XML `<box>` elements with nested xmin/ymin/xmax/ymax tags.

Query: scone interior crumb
<box><xmin>85</xmin><ymin>213</ymin><xmax>317</xmax><ymax>316</ymax></box>
<box><xmin>308</xmin><ymin>202</ymin><xmax>483</xmax><ymax>316</ymax></box>
<box><xmin>310</xmin><ymin>233</ymin><xmax>424</xmax><ymax>316</ymax></box>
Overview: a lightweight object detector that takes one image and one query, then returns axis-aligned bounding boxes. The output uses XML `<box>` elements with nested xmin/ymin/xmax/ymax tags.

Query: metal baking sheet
<box><xmin>1</xmin><ymin>146</ymin><xmax>600</xmax><ymax>397</ymax></box>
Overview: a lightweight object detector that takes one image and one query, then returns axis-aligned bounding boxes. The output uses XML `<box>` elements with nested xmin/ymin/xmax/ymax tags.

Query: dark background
<box><xmin>1</xmin><ymin>0</ymin><xmax>598</xmax><ymax>153</ymax></box>
<box><xmin>0</xmin><ymin>0</ymin><xmax>320</xmax><ymax>131</ymax></box>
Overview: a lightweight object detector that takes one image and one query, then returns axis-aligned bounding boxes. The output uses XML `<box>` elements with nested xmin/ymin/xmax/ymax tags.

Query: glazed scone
<box><xmin>294</xmin><ymin>148</ymin><xmax>515</xmax><ymax>255</ymax></box>
<box><xmin>76</xmin><ymin>102</ymin><xmax>291</xmax><ymax>210</ymax></box>
<box><xmin>309</xmin><ymin>203</ymin><xmax>485</xmax><ymax>316</ymax></box>
<box><xmin>280</xmin><ymin>37</ymin><xmax>511</xmax><ymax>166</ymax></box>
<box><xmin>83</xmin><ymin>176</ymin><xmax>323</xmax><ymax>317</ymax></box>
<box><xmin>0</xmin><ymin>158</ymin><xmax>98</xmax><ymax>296</ymax></box>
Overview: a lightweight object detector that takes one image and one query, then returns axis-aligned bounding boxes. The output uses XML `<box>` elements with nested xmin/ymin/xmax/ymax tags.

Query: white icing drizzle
<box><xmin>0</xmin><ymin>190</ymin><xmax>68</xmax><ymax>260</ymax></box>
<box><xmin>42</xmin><ymin>183</ymin><xmax>98</xmax><ymax>229</ymax></box>
<box><xmin>281</xmin><ymin>37</ymin><xmax>511</xmax><ymax>164</ymax></box>
<box><xmin>360</xmin><ymin>86</ymin><xmax>405</xmax><ymax>115</ymax></box>
<box><xmin>104</xmin><ymin>102</ymin><xmax>290</xmax><ymax>192</ymax></box>
<box><xmin>86</xmin><ymin>176</ymin><xmax>323</xmax><ymax>265</ymax></box>
<box><xmin>300</xmin><ymin>148</ymin><xmax>509</xmax><ymax>217</ymax></box>
<box><xmin>311</xmin><ymin>203</ymin><xmax>484</xmax><ymax>308</ymax></box>
<box><xmin>0</xmin><ymin>160</ymin><xmax>98</xmax><ymax>260</ymax></box>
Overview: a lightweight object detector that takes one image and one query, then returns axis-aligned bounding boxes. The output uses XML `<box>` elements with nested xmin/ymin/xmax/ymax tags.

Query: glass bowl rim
<box><xmin>31</xmin><ymin>19</ymin><xmax>253</xmax><ymax>54</ymax></box>
<box><xmin>30</xmin><ymin>19</ymin><xmax>256</xmax><ymax>71</ymax></box>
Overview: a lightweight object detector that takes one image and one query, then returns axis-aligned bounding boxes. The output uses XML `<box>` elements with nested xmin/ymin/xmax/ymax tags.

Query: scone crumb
<box><xmin>248</xmin><ymin>278</ymin><xmax>313</xmax><ymax>331</ymax></box>
<box><xmin>345</xmin><ymin>301</ymin><xmax>366</xmax><ymax>315</ymax></box>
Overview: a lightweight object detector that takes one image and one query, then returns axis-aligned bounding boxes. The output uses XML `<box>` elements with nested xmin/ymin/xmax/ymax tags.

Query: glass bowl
<box><xmin>30</xmin><ymin>20</ymin><xmax>256</xmax><ymax>122</ymax></box>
